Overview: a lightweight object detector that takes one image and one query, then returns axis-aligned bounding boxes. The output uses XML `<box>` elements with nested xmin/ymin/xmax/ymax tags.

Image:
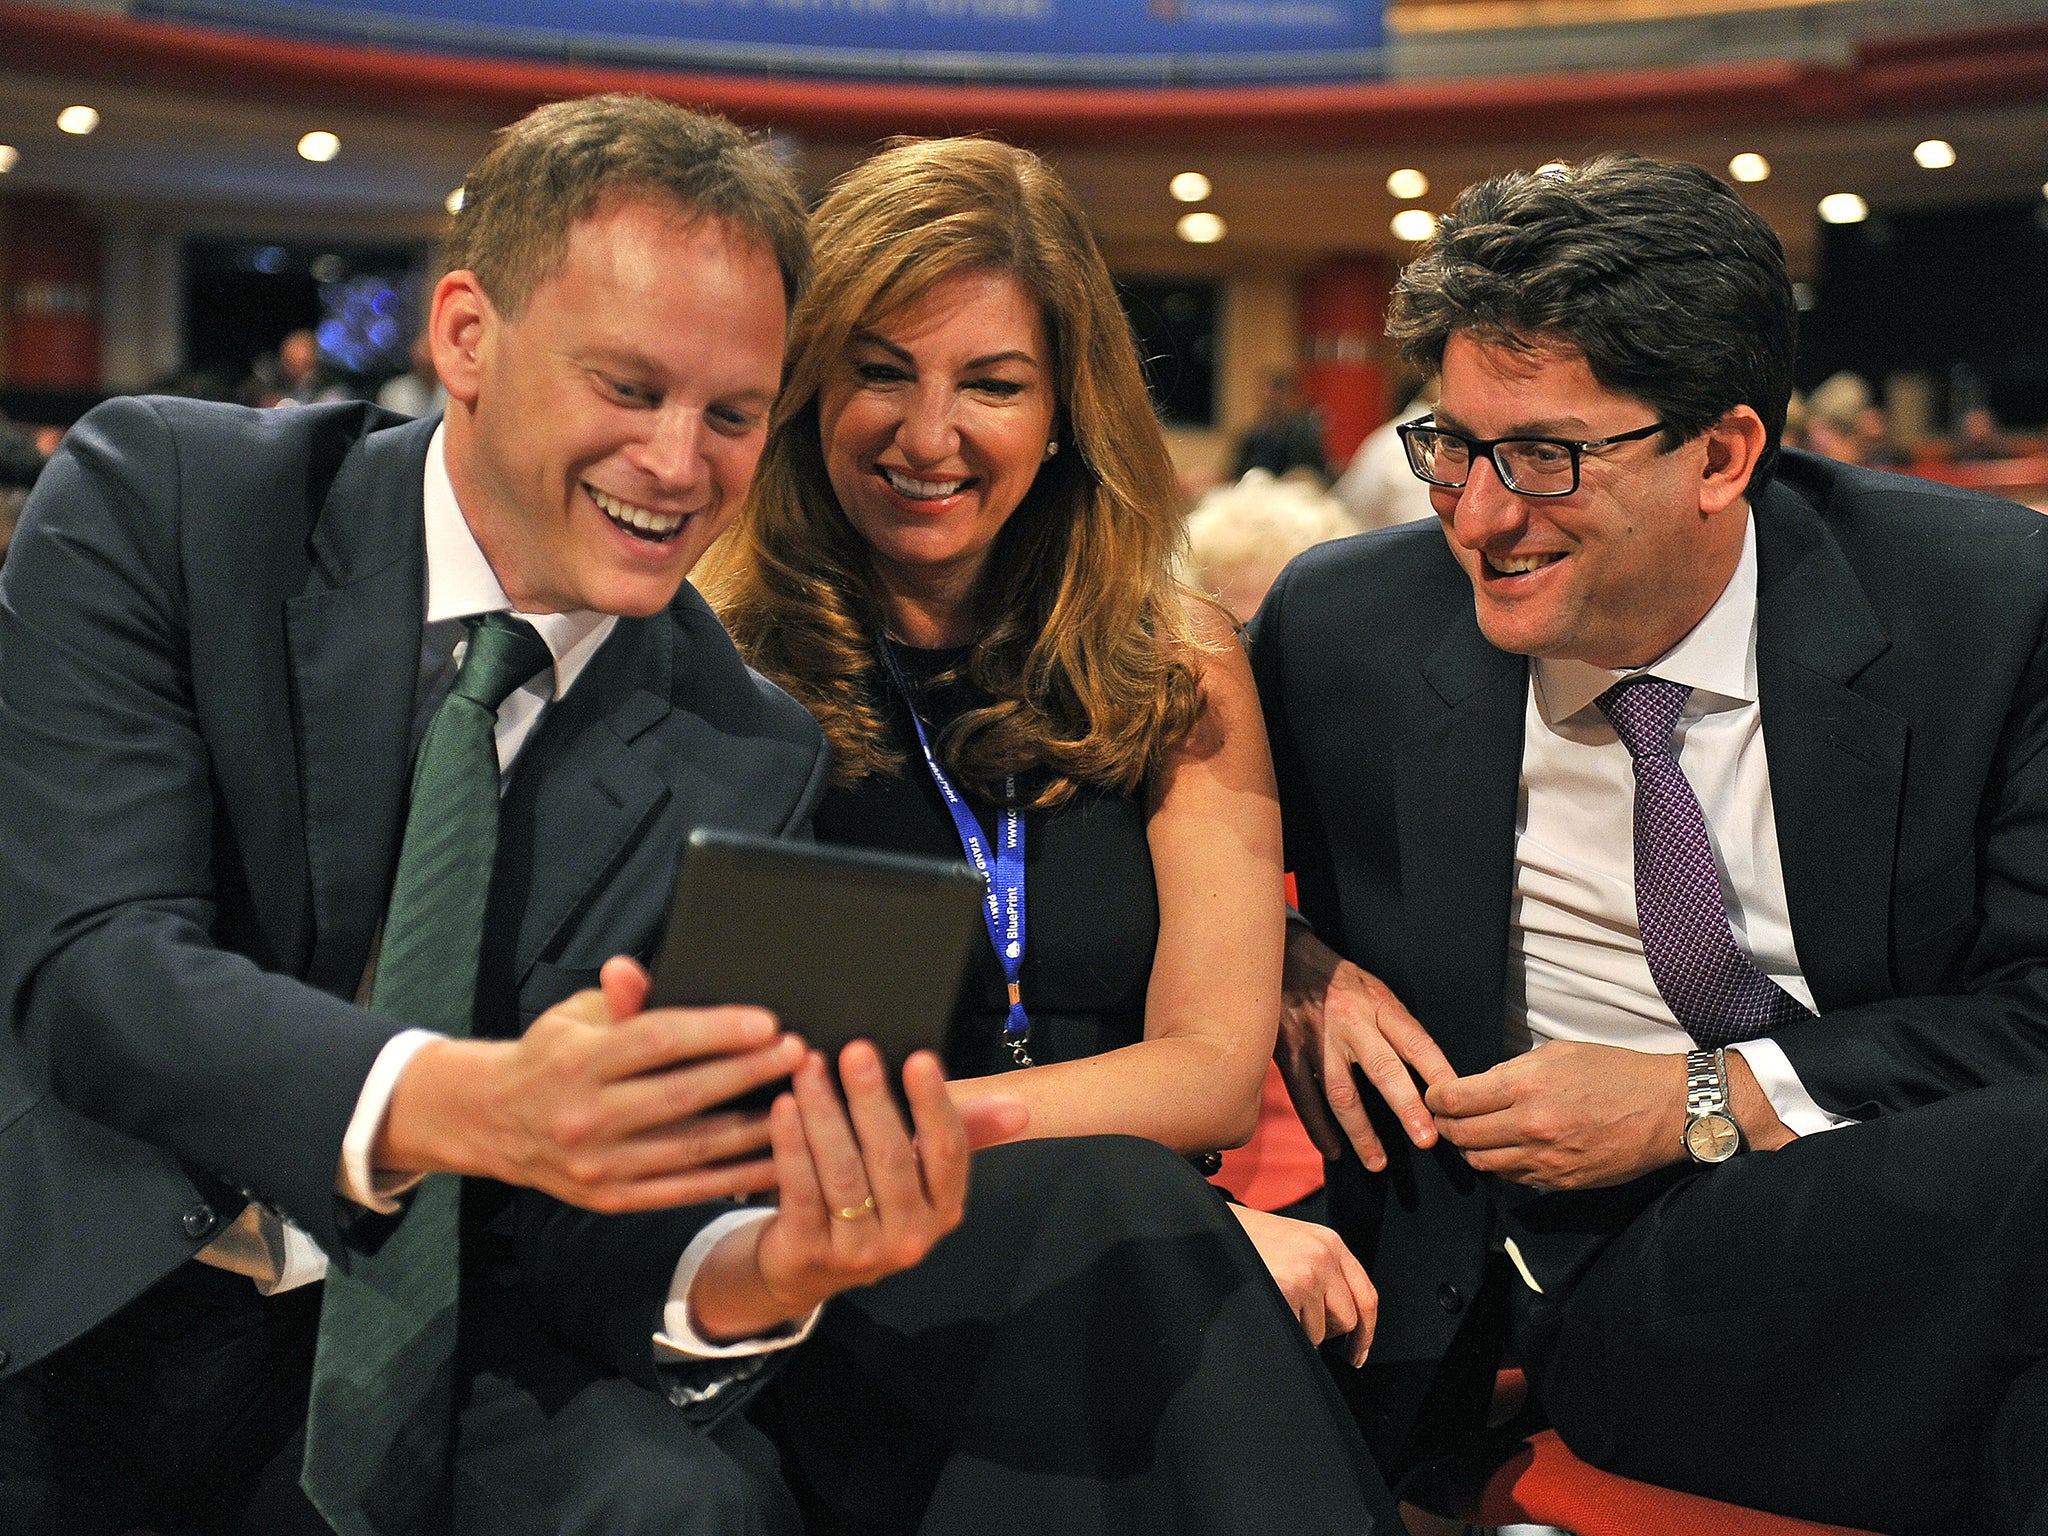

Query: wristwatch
<box><xmin>1682</xmin><ymin>1047</ymin><xmax>1742</xmax><ymax>1164</ymax></box>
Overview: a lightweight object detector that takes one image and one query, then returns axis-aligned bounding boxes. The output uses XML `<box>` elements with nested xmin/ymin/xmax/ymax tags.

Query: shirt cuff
<box><xmin>337</xmin><ymin>1028</ymin><xmax>442</xmax><ymax>1211</ymax></box>
<box><xmin>652</xmin><ymin>1208</ymin><xmax>823</xmax><ymax>1362</ymax></box>
<box><xmin>1730</xmin><ymin>1038</ymin><xmax>1856</xmax><ymax>1139</ymax></box>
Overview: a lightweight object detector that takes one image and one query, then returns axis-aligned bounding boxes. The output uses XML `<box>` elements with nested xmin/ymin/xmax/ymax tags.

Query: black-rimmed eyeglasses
<box><xmin>1395</xmin><ymin>415</ymin><xmax>1670</xmax><ymax>497</ymax></box>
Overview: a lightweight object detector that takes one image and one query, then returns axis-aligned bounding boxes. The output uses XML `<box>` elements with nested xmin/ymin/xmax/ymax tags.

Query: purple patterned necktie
<box><xmin>1596</xmin><ymin>677</ymin><xmax>1808</xmax><ymax>1047</ymax></box>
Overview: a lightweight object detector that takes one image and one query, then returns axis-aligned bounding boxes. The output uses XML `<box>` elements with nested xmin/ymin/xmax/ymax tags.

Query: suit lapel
<box><xmin>283</xmin><ymin>416</ymin><xmax>434</xmax><ymax>999</ymax></box>
<box><xmin>1754</xmin><ymin>486</ymin><xmax>1906</xmax><ymax>1011</ymax></box>
<box><xmin>486</xmin><ymin>615</ymin><xmax>676</xmax><ymax>986</ymax></box>
<box><xmin>1393</xmin><ymin>616</ymin><xmax>1528</xmax><ymax>1074</ymax></box>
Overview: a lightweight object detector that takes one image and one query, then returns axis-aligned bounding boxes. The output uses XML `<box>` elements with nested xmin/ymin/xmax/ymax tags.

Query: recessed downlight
<box><xmin>1728</xmin><ymin>153</ymin><xmax>1771</xmax><ymax>183</ymax></box>
<box><xmin>1386</xmin><ymin>168</ymin><xmax>1429</xmax><ymax>201</ymax></box>
<box><xmin>1913</xmin><ymin>139</ymin><xmax>1956</xmax><ymax>169</ymax></box>
<box><xmin>1818</xmin><ymin>192</ymin><xmax>1870</xmax><ymax>225</ymax></box>
<box><xmin>1391</xmin><ymin>208</ymin><xmax>1438</xmax><ymax>242</ymax></box>
<box><xmin>298</xmin><ymin>131</ymin><xmax>341</xmax><ymax>163</ymax></box>
<box><xmin>1535</xmin><ymin>161</ymin><xmax>1570</xmax><ymax>177</ymax></box>
<box><xmin>1176</xmin><ymin>211</ymin><xmax>1226</xmax><ymax>244</ymax></box>
<box><xmin>0</xmin><ymin>146</ymin><xmax>17</xmax><ymax>174</ymax></box>
<box><xmin>1169</xmin><ymin>172</ymin><xmax>1212</xmax><ymax>204</ymax></box>
<box><xmin>57</xmin><ymin>105</ymin><xmax>99</xmax><ymax>136</ymax></box>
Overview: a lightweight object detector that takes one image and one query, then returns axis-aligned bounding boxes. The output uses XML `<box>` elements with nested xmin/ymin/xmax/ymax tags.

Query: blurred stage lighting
<box><xmin>1728</xmin><ymin>153</ymin><xmax>1770</xmax><ymax>183</ymax></box>
<box><xmin>299</xmin><ymin>131</ymin><xmax>341</xmax><ymax>163</ymax></box>
<box><xmin>1386</xmin><ymin>168</ymin><xmax>1428</xmax><ymax>200</ymax></box>
<box><xmin>1391</xmin><ymin>208</ymin><xmax>1438</xmax><ymax>242</ymax></box>
<box><xmin>57</xmin><ymin>106</ymin><xmax>99</xmax><ymax>136</ymax></box>
<box><xmin>1913</xmin><ymin>139</ymin><xmax>1955</xmax><ymax>169</ymax></box>
<box><xmin>1176</xmin><ymin>211</ymin><xmax>1226</xmax><ymax>244</ymax></box>
<box><xmin>1818</xmin><ymin>192</ymin><xmax>1870</xmax><ymax>224</ymax></box>
<box><xmin>1170</xmin><ymin>172</ymin><xmax>1212</xmax><ymax>203</ymax></box>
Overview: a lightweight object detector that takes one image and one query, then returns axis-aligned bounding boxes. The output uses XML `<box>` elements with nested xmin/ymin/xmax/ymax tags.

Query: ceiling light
<box><xmin>1169</xmin><ymin>172</ymin><xmax>1212</xmax><ymax>204</ymax></box>
<box><xmin>1176</xmin><ymin>211</ymin><xmax>1226</xmax><ymax>244</ymax></box>
<box><xmin>0</xmin><ymin>146</ymin><xmax>17</xmax><ymax>175</ymax></box>
<box><xmin>1391</xmin><ymin>208</ymin><xmax>1438</xmax><ymax>242</ymax></box>
<box><xmin>1728</xmin><ymin>152</ymin><xmax>1771</xmax><ymax>183</ymax></box>
<box><xmin>1386</xmin><ymin>168</ymin><xmax>1429</xmax><ymax>201</ymax></box>
<box><xmin>1818</xmin><ymin>192</ymin><xmax>1870</xmax><ymax>225</ymax></box>
<box><xmin>57</xmin><ymin>105</ymin><xmax>99</xmax><ymax>136</ymax></box>
<box><xmin>1913</xmin><ymin>139</ymin><xmax>1956</xmax><ymax>170</ymax></box>
<box><xmin>1535</xmin><ymin>161</ymin><xmax>1570</xmax><ymax>177</ymax></box>
<box><xmin>445</xmin><ymin>187</ymin><xmax>466</xmax><ymax>215</ymax></box>
<box><xmin>298</xmin><ymin>131</ymin><xmax>341</xmax><ymax>163</ymax></box>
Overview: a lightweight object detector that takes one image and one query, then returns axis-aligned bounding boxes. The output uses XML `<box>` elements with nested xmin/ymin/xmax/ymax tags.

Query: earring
<box><xmin>1044</xmin><ymin>440</ymin><xmax>1059</xmax><ymax>458</ymax></box>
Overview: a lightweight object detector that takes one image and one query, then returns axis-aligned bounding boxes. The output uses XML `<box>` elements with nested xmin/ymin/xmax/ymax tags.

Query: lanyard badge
<box><xmin>879</xmin><ymin>644</ymin><xmax>1032</xmax><ymax>1067</ymax></box>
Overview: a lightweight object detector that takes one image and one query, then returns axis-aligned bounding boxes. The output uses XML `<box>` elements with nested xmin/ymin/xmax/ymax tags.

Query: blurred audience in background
<box><xmin>1804</xmin><ymin>369</ymin><xmax>1909</xmax><ymax>467</ymax></box>
<box><xmin>1332</xmin><ymin>377</ymin><xmax>1441</xmax><ymax>532</ymax></box>
<box><xmin>375</xmin><ymin>332</ymin><xmax>448</xmax><ymax>419</ymax></box>
<box><xmin>1181</xmin><ymin>468</ymin><xmax>1359</xmax><ymax>1221</ymax></box>
<box><xmin>1231</xmin><ymin>367</ymin><xmax>1332</xmax><ymax>486</ymax></box>
<box><xmin>1953</xmin><ymin>404</ymin><xmax>2014</xmax><ymax>462</ymax></box>
<box><xmin>239</xmin><ymin>327</ymin><xmax>352</xmax><ymax>407</ymax></box>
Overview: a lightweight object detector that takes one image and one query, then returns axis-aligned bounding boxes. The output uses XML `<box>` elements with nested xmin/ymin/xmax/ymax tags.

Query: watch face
<box><xmin>1685</xmin><ymin>1113</ymin><xmax>1741</xmax><ymax>1164</ymax></box>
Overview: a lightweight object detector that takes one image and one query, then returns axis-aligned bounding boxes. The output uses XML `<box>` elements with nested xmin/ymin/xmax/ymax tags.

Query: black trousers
<box><xmin>756</xmin><ymin>1135</ymin><xmax>1399</xmax><ymax>1536</ymax></box>
<box><xmin>1506</xmin><ymin>1078</ymin><xmax>2048</xmax><ymax>1535</ymax></box>
<box><xmin>0</xmin><ymin>1258</ymin><xmax>796</xmax><ymax>1536</ymax></box>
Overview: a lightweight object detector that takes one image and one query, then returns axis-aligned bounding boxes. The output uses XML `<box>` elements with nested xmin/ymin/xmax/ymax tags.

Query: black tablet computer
<box><xmin>645</xmin><ymin>827</ymin><xmax>988</xmax><ymax>1110</ymax></box>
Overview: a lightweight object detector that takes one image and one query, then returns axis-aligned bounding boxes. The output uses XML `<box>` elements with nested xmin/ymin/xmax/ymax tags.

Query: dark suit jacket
<box><xmin>1249</xmin><ymin>448</ymin><xmax>2048</xmax><ymax>1452</ymax></box>
<box><xmin>0</xmin><ymin>397</ymin><xmax>830</xmax><ymax>1388</ymax></box>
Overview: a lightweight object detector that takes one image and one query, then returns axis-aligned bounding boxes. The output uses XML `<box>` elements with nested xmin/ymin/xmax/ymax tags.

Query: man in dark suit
<box><xmin>1252</xmin><ymin>154</ymin><xmax>2048</xmax><ymax>1533</ymax></box>
<box><xmin>0</xmin><ymin>95</ymin><xmax>999</xmax><ymax>1535</ymax></box>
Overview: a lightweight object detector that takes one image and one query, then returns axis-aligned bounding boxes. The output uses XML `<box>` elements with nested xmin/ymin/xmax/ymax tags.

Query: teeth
<box><xmin>884</xmin><ymin>468</ymin><xmax>966</xmax><ymax>500</ymax></box>
<box><xmin>1487</xmin><ymin>552</ymin><xmax>1561</xmax><ymax>575</ymax></box>
<box><xmin>590</xmin><ymin>486</ymin><xmax>684</xmax><ymax>539</ymax></box>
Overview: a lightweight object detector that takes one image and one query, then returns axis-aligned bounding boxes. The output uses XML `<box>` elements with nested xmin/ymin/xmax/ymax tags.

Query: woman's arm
<box><xmin>951</xmin><ymin>606</ymin><xmax>1285</xmax><ymax>1154</ymax></box>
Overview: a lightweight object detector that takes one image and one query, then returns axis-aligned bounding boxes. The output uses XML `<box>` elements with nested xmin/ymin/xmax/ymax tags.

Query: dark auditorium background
<box><xmin>0</xmin><ymin>0</ymin><xmax>2043</xmax><ymax>517</ymax></box>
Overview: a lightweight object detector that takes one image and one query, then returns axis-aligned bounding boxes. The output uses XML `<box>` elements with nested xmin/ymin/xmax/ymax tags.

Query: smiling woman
<box><xmin>696</xmin><ymin>137</ymin><xmax>1399</xmax><ymax>1533</ymax></box>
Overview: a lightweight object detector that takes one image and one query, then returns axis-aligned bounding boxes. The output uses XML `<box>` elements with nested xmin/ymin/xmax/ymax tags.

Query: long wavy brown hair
<box><xmin>699</xmin><ymin>137</ymin><xmax>1208</xmax><ymax>807</ymax></box>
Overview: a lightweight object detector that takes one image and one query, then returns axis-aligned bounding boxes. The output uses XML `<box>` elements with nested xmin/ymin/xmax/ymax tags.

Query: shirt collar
<box><xmin>1533</xmin><ymin>509</ymin><xmax>1758</xmax><ymax>728</ymax></box>
<box><xmin>422</xmin><ymin>422</ymin><xmax>616</xmax><ymax>700</ymax></box>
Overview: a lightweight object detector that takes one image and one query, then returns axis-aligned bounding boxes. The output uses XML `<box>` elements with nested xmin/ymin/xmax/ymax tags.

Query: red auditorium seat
<box><xmin>1432</xmin><ymin>1372</ymin><xmax>1882</xmax><ymax>1536</ymax></box>
<box><xmin>1450</xmin><ymin>1428</ymin><xmax>1881</xmax><ymax>1536</ymax></box>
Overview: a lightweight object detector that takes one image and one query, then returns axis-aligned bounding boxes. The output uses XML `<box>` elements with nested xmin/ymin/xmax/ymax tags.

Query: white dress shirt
<box><xmin>1508</xmin><ymin>515</ymin><xmax>1852</xmax><ymax>1138</ymax></box>
<box><xmin>199</xmin><ymin>424</ymin><xmax>812</xmax><ymax>1359</ymax></box>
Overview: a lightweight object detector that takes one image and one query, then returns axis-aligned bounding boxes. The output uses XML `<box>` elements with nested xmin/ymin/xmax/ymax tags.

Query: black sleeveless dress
<box><xmin>811</xmin><ymin>640</ymin><xmax>1158</xmax><ymax>1078</ymax></box>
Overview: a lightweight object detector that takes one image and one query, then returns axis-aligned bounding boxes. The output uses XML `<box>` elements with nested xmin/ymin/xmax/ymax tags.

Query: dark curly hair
<box><xmin>1387</xmin><ymin>153</ymin><xmax>1795</xmax><ymax>496</ymax></box>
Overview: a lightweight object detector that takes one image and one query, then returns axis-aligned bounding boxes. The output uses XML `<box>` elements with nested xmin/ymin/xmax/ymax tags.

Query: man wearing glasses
<box><xmin>1252</xmin><ymin>152</ymin><xmax>2048</xmax><ymax>1531</ymax></box>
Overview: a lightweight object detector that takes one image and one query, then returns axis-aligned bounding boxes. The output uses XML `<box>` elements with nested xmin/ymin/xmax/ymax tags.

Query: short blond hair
<box><xmin>445</xmin><ymin>94</ymin><xmax>809</xmax><ymax>318</ymax></box>
<box><xmin>1182</xmin><ymin>471</ymin><xmax>1359</xmax><ymax>623</ymax></box>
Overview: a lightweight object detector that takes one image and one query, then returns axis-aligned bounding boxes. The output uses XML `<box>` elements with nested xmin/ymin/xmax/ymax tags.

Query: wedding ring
<box><xmin>834</xmin><ymin>1196</ymin><xmax>876</xmax><ymax>1221</ymax></box>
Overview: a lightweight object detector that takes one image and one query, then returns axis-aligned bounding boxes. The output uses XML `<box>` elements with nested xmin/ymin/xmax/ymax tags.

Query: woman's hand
<box><xmin>687</xmin><ymin>1042</ymin><xmax>1025</xmax><ymax>1341</ymax></box>
<box><xmin>1231</xmin><ymin>1204</ymin><xmax>1376</xmax><ymax>1367</ymax></box>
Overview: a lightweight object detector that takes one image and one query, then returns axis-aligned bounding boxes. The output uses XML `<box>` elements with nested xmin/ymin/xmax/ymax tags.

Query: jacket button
<box><xmin>1437</xmin><ymin>1281</ymin><xmax>1464</xmax><ymax>1314</ymax></box>
<box><xmin>182</xmin><ymin>1202</ymin><xmax>219</xmax><ymax>1241</ymax></box>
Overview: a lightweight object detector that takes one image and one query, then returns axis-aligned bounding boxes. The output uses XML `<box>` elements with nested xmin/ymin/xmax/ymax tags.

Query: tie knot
<box><xmin>453</xmin><ymin>613</ymin><xmax>551</xmax><ymax>713</ymax></box>
<box><xmin>1596</xmin><ymin>676</ymin><xmax>1691</xmax><ymax>761</ymax></box>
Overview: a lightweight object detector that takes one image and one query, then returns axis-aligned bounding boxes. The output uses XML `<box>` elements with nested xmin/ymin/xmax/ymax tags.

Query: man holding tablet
<box><xmin>0</xmin><ymin>95</ymin><xmax>1005</xmax><ymax>1535</ymax></box>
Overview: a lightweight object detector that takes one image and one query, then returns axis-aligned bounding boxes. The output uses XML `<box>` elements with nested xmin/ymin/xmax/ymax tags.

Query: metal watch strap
<box><xmin>1685</xmin><ymin>1047</ymin><xmax>1729</xmax><ymax>1119</ymax></box>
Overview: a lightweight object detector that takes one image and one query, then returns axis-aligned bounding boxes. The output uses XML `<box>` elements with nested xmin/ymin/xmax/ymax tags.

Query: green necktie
<box><xmin>302</xmin><ymin>612</ymin><xmax>553</xmax><ymax>1536</ymax></box>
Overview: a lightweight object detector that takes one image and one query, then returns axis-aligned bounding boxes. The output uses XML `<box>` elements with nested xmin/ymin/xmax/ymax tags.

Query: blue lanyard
<box><xmin>879</xmin><ymin>643</ymin><xmax>1032</xmax><ymax>1067</ymax></box>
